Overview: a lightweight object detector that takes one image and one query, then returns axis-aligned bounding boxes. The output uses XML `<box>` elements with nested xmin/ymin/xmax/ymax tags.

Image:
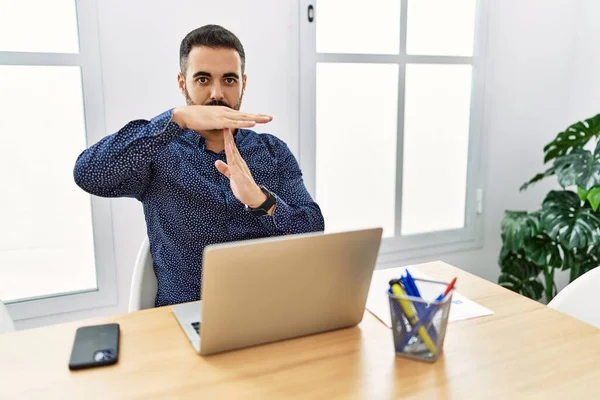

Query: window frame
<box><xmin>0</xmin><ymin>0</ymin><xmax>117</xmax><ymax>320</ymax></box>
<box><xmin>299</xmin><ymin>0</ymin><xmax>490</xmax><ymax>262</ymax></box>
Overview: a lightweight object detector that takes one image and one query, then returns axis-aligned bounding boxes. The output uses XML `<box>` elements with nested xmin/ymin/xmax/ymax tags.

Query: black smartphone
<box><xmin>68</xmin><ymin>323</ymin><xmax>120</xmax><ymax>370</ymax></box>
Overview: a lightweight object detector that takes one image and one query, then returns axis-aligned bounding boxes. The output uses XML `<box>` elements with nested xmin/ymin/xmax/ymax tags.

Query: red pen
<box><xmin>434</xmin><ymin>277</ymin><xmax>457</xmax><ymax>302</ymax></box>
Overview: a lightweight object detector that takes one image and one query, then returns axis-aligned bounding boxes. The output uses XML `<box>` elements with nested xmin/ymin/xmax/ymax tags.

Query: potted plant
<box><xmin>498</xmin><ymin>113</ymin><xmax>600</xmax><ymax>302</ymax></box>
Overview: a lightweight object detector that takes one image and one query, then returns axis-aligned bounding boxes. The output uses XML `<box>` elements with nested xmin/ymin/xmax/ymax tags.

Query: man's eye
<box><xmin>225</xmin><ymin>78</ymin><xmax>236</xmax><ymax>85</ymax></box>
<box><xmin>197</xmin><ymin>77</ymin><xmax>209</xmax><ymax>84</ymax></box>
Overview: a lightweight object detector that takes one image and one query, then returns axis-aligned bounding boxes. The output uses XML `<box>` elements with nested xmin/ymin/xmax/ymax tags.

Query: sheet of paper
<box><xmin>365</xmin><ymin>266</ymin><xmax>494</xmax><ymax>328</ymax></box>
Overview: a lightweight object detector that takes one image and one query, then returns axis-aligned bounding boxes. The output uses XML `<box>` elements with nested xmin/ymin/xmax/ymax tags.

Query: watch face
<box><xmin>245</xmin><ymin>187</ymin><xmax>275</xmax><ymax>216</ymax></box>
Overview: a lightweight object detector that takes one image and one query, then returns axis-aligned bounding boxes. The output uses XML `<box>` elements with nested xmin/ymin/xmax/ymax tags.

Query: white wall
<box><xmin>567</xmin><ymin>0</ymin><xmax>600</xmax><ymax>121</ymax></box>
<box><xmin>15</xmin><ymin>0</ymin><xmax>600</xmax><ymax>328</ymax></box>
<box><xmin>15</xmin><ymin>0</ymin><xmax>300</xmax><ymax>330</ymax></box>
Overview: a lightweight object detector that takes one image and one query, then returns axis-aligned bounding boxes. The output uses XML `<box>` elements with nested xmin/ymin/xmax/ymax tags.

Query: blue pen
<box><xmin>405</xmin><ymin>270</ymin><xmax>421</xmax><ymax>297</ymax></box>
<box><xmin>396</xmin><ymin>277</ymin><xmax>457</xmax><ymax>351</ymax></box>
<box><xmin>402</xmin><ymin>273</ymin><xmax>438</xmax><ymax>342</ymax></box>
<box><xmin>396</xmin><ymin>304</ymin><xmax>439</xmax><ymax>351</ymax></box>
<box><xmin>403</xmin><ymin>272</ymin><xmax>426</xmax><ymax>317</ymax></box>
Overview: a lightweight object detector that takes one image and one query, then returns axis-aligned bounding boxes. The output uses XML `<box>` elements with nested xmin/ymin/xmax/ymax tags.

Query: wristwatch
<box><xmin>245</xmin><ymin>186</ymin><xmax>277</xmax><ymax>216</ymax></box>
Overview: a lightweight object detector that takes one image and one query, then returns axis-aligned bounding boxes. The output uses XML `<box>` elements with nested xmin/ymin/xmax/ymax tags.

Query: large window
<box><xmin>0</xmin><ymin>0</ymin><xmax>116</xmax><ymax>320</ymax></box>
<box><xmin>300</xmin><ymin>0</ymin><xmax>488</xmax><ymax>261</ymax></box>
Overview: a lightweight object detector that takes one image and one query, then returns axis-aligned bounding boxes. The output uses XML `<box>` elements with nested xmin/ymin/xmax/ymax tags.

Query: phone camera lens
<box><xmin>94</xmin><ymin>350</ymin><xmax>114</xmax><ymax>362</ymax></box>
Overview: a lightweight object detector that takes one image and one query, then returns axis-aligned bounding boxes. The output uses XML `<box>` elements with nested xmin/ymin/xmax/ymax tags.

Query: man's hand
<box><xmin>172</xmin><ymin>105</ymin><xmax>272</xmax><ymax>131</ymax></box>
<box><xmin>215</xmin><ymin>129</ymin><xmax>273</xmax><ymax>212</ymax></box>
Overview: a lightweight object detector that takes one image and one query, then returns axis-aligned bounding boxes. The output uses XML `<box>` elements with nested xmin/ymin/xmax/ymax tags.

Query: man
<box><xmin>74</xmin><ymin>25</ymin><xmax>324</xmax><ymax>307</ymax></box>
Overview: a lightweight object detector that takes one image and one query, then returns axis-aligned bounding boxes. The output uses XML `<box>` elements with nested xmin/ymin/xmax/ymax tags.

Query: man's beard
<box><xmin>184</xmin><ymin>89</ymin><xmax>244</xmax><ymax>136</ymax></box>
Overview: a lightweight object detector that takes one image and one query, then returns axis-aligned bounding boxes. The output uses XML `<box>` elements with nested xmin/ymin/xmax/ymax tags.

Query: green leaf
<box><xmin>554</xmin><ymin>148</ymin><xmax>600</xmax><ymax>190</ymax></box>
<box><xmin>520</xmin><ymin>167</ymin><xmax>556</xmax><ymax>192</ymax></box>
<box><xmin>587</xmin><ymin>187</ymin><xmax>600</xmax><ymax>212</ymax></box>
<box><xmin>498</xmin><ymin>249</ymin><xmax>544</xmax><ymax>300</ymax></box>
<box><xmin>577</xmin><ymin>186</ymin><xmax>590</xmax><ymax>201</ymax></box>
<box><xmin>500</xmin><ymin>211</ymin><xmax>542</xmax><ymax>252</ymax></box>
<box><xmin>562</xmin><ymin>248</ymin><xmax>576</xmax><ymax>271</ymax></box>
<box><xmin>541</xmin><ymin>190</ymin><xmax>600</xmax><ymax>249</ymax></box>
<box><xmin>542</xmin><ymin>268</ymin><xmax>558</xmax><ymax>303</ymax></box>
<box><xmin>543</xmin><ymin>114</ymin><xmax>600</xmax><ymax>164</ymax></box>
<box><xmin>570</xmin><ymin>262</ymin><xmax>581</xmax><ymax>282</ymax></box>
<box><xmin>563</xmin><ymin>247</ymin><xmax>600</xmax><ymax>278</ymax></box>
<box><xmin>580</xmin><ymin>262</ymin><xmax>600</xmax><ymax>277</ymax></box>
<box><xmin>523</xmin><ymin>234</ymin><xmax>562</xmax><ymax>268</ymax></box>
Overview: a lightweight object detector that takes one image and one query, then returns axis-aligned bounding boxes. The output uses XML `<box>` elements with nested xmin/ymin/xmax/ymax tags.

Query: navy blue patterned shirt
<box><xmin>73</xmin><ymin>109</ymin><xmax>324</xmax><ymax>307</ymax></box>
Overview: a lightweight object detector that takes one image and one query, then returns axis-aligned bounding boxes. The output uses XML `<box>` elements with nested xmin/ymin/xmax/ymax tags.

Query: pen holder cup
<box><xmin>388</xmin><ymin>279</ymin><xmax>454</xmax><ymax>363</ymax></box>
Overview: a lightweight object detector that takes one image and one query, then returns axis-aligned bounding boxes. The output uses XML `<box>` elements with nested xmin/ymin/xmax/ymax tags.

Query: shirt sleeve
<box><xmin>257</xmin><ymin>139</ymin><xmax>325</xmax><ymax>235</ymax></box>
<box><xmin>73</xmin><ymin>109</ymin><xmax>185</xmax><ymax>200</ymax></box>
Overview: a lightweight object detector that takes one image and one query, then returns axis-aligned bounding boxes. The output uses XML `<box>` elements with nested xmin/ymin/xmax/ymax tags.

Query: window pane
<box><xmin>0</xmin><ymin>0</ymin><xmax>79</xmax><ymax>53</ymax></box>
<box><xmin>401</xmin><ymin>64</ymin><xmax>472</xmax><ymax>235</ymax></box>
<box><xmin>406</xmin><ymin>0</ymin><xmax>477</xmax><ymax>56</ymax></box>
<box><xmin>316</xmin><ymin>63</ymin><xmax>398</xmax><ymax>237</ymax></box>
<box><xmin>0</xmin><ymin>66</ymin><xmax>96</xmax><ymax>302</ymax></box>
<box><xmin>316</xmin><ymin>0</ymin><xmax>400</xmax><ymax>55</ymax></box>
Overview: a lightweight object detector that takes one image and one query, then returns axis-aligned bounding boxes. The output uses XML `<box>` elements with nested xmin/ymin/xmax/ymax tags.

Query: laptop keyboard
<box><xmin>191</xmin><ymin>321</ymin><xmax>200</xmax><ymax>334</ymax></box>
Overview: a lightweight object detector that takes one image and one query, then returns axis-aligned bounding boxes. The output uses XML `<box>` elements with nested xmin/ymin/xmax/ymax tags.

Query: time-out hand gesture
<box><xmin>215</xmin><ymin>128</ymin><xmax>268</xmax><ymax>208</ymax></box>
<box><xmin>172</xmin><ymin>105</ymin><xmax>272</xmax><ymax>131</ymax></box>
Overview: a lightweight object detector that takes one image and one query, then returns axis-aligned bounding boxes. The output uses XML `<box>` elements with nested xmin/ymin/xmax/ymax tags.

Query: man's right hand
<box><xmin>171</xmin><ymin>106</ymin><xmax>272</xmax><ymax>131</ymax></box>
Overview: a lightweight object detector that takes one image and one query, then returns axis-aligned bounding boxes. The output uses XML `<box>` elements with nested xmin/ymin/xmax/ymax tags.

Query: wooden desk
<box><xmin>2</xmin><ymin>261</ymin><xmax>600</xmax><ymax>399</ymax></box>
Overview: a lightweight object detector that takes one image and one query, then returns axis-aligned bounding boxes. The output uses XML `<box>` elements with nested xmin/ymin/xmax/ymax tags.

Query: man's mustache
<box><xmin>205</xmin><ymin>99</ymin><xmax>231</xmax><ymax>107</ymax></box>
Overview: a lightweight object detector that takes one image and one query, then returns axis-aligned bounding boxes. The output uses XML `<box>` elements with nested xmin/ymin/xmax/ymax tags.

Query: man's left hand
<box><xmin>215</xmin><ymin>128</ymin><xmax>270</xmax><ymax>211</ymax></box>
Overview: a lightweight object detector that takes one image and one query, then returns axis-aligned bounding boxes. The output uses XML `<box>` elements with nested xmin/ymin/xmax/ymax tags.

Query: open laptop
<box><xmin>172</xmin><ymin>227</ymin><xmax>383</xmax><ymax>355</ymax></box>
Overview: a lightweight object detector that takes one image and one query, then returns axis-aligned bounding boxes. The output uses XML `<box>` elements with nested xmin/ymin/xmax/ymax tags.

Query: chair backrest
<box><xmin>547</xmin><ymin>267</ymin><xmax>600</xmax><ymax>328</ymax></box>
<box><xmin>0</xmin><ymin>299</ymin><xmax>15</xmax><ymax>334</ymax></box>
<box><xmin>128</xmin><ymin>237</ymin><xmax>158</xmax><ymax>312</ymax></box>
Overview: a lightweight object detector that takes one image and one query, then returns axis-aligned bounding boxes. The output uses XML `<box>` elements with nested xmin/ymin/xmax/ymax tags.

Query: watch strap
<box><xmin>245</xmin><ymin>186</ymin><xmax>276</xmax><ymax>216</ymax></box>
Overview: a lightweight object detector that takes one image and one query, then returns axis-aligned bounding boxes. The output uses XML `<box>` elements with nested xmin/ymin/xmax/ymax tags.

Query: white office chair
<box><xmin>547</xmin><ymin>267</ymin><xmax>600</xmax><ymax>328</ymax></box>
<box><xmin>0</xmin><ymin>299</ymin><xmax>16</xmax><ymax>333</ymax></box>
<box><xmin>128</xmin><ymin>237</ymin><xmax>158</xmax><ymax>312</ymax></box>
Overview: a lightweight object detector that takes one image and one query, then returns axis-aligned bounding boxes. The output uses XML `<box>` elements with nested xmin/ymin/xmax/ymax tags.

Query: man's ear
<box><xmin>242</xmin><ymin>74</ymin><xmax>247</xmax><ymax>92</ymax></box>
<box><xmin>177</xmin><ymin>72</ymin><xmax>186</xmax><ymax>97</ymax></box>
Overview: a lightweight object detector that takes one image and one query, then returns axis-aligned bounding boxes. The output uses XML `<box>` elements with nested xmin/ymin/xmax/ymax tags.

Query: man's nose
<box><xmin>210</xmin><ymin>83</ymin><xmax>224</xmax><ymax>100</ymax></box>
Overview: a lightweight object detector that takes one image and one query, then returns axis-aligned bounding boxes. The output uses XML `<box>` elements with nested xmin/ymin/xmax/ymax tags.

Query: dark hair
<box><xmin>179</xmin><ymin>25</ymin><xmax>246</xmax><ymax>75</ymax></box>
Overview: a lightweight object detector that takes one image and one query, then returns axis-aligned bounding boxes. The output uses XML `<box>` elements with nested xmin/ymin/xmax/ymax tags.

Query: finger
<box><xmin>224</xmin><ymin>119</ymin><xmax>257</xmax><ymax>128</ymax></box>
<box><xmin>230</xmin><ymin>133</ymin><xmax>246</xmax><ymax>168</ymax></box>
<box><xmin>223</xmin><ymin>130</ymin><xmax>237</xmax><ymax>166</ymax></box>
<box><xmin>229</xmin><ymin>142</ymin><xmax>252</xmax><ymax>178</ymax></box>
<box><xmin>214</xmin><ymin>160</ymin><xmax>231</xmax><ymax>178</ymax></box>
<box><xmin>227</xmin><ymin>141</ymin><xmax>241</xmax><ymax>169</ymax></box>
<box><xmin>238</xmin><ymin>113</ymin><xmax>272</xmax><ymax>123</ymax></box>
<box><xmin>224</xmin><ymin>128</ymin><xmax>238</xmax><ymax>158</ymax></box>
<box><xmin>225</xmin><ymin>143</ymin><xmax>244</xmax><ymax>179</ymax></box>
<box><xmin>223</xmin><ymin>135</ymin><xmax>232</xmax><ymax>164</ymax></box>
<box><xmin>223</xmin><ymin>127</ymin><xmax>234</xmax><ymax>146</ymax></box>
<box><xmin>223</xmin><ymin>109</ymin><xmax>270</xmax><ymax>118</ymax></box>
<box><xmin>224</xmin><ymin>110</ymin><xmax>272</xmax><ymax>123</ymax></box>
<box><xmin>224</xmin><ymin>129</ymin><xmax>251</xmax><ymax>173</ymax></box>
<box><xmin>231</xmin><ymin>136</ymin><xmax>245</xmax><ymax>166</ymax></box>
